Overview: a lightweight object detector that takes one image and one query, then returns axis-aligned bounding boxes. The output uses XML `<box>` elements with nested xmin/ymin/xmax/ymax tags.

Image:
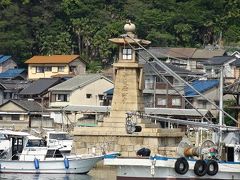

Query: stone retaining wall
<box><xmin>73</xmin><ymin>135</ymin><xmax>181</xmax><ymax>157</ymax></box>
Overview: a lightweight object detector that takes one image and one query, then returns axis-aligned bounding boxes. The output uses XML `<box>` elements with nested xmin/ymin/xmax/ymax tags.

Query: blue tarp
<box><xmin>0</xmin><ymin>55</ymin><xmax>11</xmax><ymax>64</ymax></box>
<box><xmin>104</xmin><ymin>88</ymin><xmax>114</xmax><ymax>95</ymax></box>
<box><xmin>185</xmin><ymin>80</ymin><xmax>219</xmax><ymax>97</ymax></box>
<box><xmin>0</xmin><ymin>69</ymin><xmax>25</xmax><ymax>78</ymax></box>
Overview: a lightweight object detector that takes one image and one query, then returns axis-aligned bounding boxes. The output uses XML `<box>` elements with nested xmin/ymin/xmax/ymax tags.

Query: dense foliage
<box><xmin>1</xmin><ymin>0</ymin><xmax>240</xmax><ymax>68</ymax></box>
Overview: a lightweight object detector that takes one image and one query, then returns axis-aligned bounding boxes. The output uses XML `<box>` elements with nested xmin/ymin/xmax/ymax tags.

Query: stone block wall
<box><xmin>73</xmin><ymin>135</ymin><xmax>181</xmax><ymax>157</ymax></box>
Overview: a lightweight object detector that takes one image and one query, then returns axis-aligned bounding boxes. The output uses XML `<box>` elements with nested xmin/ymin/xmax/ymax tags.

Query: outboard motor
<box><xmin>136</xmin><ymin>148</ymin><xmax>151</xmax><ymax>157</ymax></box>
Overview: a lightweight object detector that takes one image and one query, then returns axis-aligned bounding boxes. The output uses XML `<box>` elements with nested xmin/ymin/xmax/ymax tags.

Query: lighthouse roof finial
<box><xmin>124</xmin><ymin>20</ymin><xmax>136</xmax><ymax>38</ymax></box>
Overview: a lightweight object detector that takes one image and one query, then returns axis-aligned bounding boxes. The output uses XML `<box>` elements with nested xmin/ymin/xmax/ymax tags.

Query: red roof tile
<box><xmin>25</xmin><ymin>55</ymin><xmax>80</xmax><ymax>64</ymax></box>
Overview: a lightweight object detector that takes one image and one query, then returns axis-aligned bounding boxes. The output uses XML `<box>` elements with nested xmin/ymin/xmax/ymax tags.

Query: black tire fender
<box><xmin>207</xmin><ymin>160</ymin><xmax>218</xmax><ymax>176</ymax></box>
<box><xmin>174</xmin><ymin>157</ymin><xmax>189</xmax><ymax>175</ymax></box>
<box><xmin>194</xmin><ymin>160</ymin><xmax>207</xmax><ymax>176</ymax></box>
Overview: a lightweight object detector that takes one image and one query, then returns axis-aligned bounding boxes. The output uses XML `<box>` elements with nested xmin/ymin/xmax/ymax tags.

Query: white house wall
<box><xmin>70</xmin><ymin>78</ymin><xmax>113</xmax><ymax>106</ymax></box>
<box><xmin>0</xmin><ymin>102</ymin><xmax>25</xmax><ymax>112</ymax></box>
<box><xmin>49</xmin><ymin>78</ymin><xmax>114</xmax><ymax>107</ymax></box>
<box><xmin>192</xmin><ymin>87</ymin><xmax>234</xmax><ymax>117</ymax></box>
<box><xmin>0</xmin><ymin>102</ymin><xmax>28</xmax><ymax>121</ymax></box>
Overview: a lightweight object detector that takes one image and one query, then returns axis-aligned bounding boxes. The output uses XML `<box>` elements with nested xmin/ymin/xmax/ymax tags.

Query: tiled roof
<box><xmin>63</xmin><ymin>105</ymin><xmax>111</xmax><ymax>113</ymax></box>
<box><xmin>49</xmin><ymin>74</ymin><xmax>113</xmax><ymax>91</ymax></box>
<box><xmin>201</xmin><ymin>56</ymin><xmax>235</xmax><ymax>66</ymax></box>
<box><xmin>139</xmin><ymin>47</ymin><xmax>226</xmax><ymax>63</ymax></box>
<box><xmin>185</xmin><ymin>80</ymin><xmax>219</xmax><ymax>96</ymax></box>
<box><xmin>25</xmin><ymin>55</ymin><xmax>80</xmax><ymax>64</ymax></box>
<box><xmin>192</xmin><ymin>49</ymin><xmax>226</xmax><ymax>59</ymax></box>
<box><xmin>0</xmin><ymin>80</ymin><xmax>30</xmax><ymax>90</ymax></box>
<box><xmin>19</xmin><ymin>78</ymin><xmax>64</xmax><ymax>95</ymax></box>
<box><xmin>0</xmin><ymin>55</ymin><xmax>12</xmax><ymax>64</ymax></box>
<box><xmin>144</xmin><ymin>61</ymin><xmax>200</xmax><ymax>76</ymax></box>
<box><xmin>167</xmin><ymin>48</ymin><xmax>196</xmax><ymax>58</ymax></box>
<box><xmin>10</xmin><ymin>99</ymin><xmax>45</xmax><ymax>112</ymax></box>
<box><xmin>145</xmin><ymin>108</ymin><xmax>211</xmax><ymax>117</ymax></box>
<box><xmin>139</xmin><ymin>47</ymin><xmax>196</xmax><ymax>63</ymax></box>
<box><xmin>230</xmin><ymin>58</ymin><xmax>240</xmax><ymax>67</ymax></box>
<box><xmin>0</xmin><ymin>69</ymin><xmax>25</xmax><ymax>79</ymax></box>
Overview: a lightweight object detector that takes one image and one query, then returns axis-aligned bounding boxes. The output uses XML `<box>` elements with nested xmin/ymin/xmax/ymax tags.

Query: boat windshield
<box><xmin>49</xmin><ymin>133</ymin><xmax>72</xmax><ymax>140</ymax></box>
<box><xmin>26</xmin><ymin>139</ymin><xmax>46</xmax><ymax>147</ymax></box>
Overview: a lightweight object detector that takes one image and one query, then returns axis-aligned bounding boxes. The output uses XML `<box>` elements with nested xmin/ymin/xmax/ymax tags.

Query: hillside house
<box><xmin>201</xmin><ymin>56</ymin><xmax>239</xmax><ymax>82</ymax></box>
<box><xmin>25</xmin><ymin>55</ymin><xmax>86</xmax><ymax>79</ymax></box>
<box><xmin>19</xmin><ymin>78</ymin><xmax>65</xmax><ymax>107</ymax></box>
<box><xmin>0</xmin><ymin>80</ymin><xmax>30</xmax><ymax>105</ymax></box>
<box><xmin>139</xmin><ymin>47</ymin><xmax>226</xmax><ymax>73</ymax></box>
<box><xmin>48</xmin><ymin>74</ymin><xmax>113</xmax><ymax>125</ymax></box>
<box><xmin>184</xmin><ymin>79</ymin><xmax>233</xmax><ymax>117</ymax></box>
<box><xmin>0</xmin><ymin>99</ymin><xmax>52</xmax><ymax>130</ymax></box>
<box><xmin>0</xmin><ymin>55</ymin><xmax>17</xmax><ymax>73</ymax></box>
<box><xmin>143</xmin><ymin>61</ymin><xmax>202</xmax><ymax>108</ymax></box>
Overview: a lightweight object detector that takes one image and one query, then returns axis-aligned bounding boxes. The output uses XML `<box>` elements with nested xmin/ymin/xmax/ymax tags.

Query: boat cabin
<box><xmin>46</xmin><ymin>131</ymin><xmax>73</xmax><ymax>155</ymax></box>
<box><xmin>0</xmin><ymin>130</ymin><xmax>65</xmax><ymax>161</ymax></box>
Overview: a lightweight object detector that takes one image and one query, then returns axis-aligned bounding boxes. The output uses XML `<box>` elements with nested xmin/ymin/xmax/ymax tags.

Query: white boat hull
<box><xmin>0</xmin><ymin>155</ymin><xmax>103</xmax><ymax>174</ymax></box>
<box><xmin>104</xmin><ymin>156</ymin><xmax>240</xmax><ymax>179</ymax></box>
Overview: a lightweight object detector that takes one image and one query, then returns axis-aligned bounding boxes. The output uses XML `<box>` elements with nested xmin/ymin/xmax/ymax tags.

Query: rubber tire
<box><xmin>174</xmin><ymin>157</ymin><xmax>189</xmax><ymax>175</ymax></box>
<box><xmin>194</xmin><ymin>160</ymin><xmax>207</xmax><ymax>176</ymax></box>
<box><xmin>207</xmin><ymin>160</ymin><xmax>218</xmax><ymax>176</ymax></box>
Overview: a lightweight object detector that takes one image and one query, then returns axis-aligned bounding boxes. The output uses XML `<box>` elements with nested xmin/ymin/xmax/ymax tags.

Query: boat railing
<box><xmin>19</xmin><ymin>152</ymin><xmax>64</xmax><ymax>161</ymax></box>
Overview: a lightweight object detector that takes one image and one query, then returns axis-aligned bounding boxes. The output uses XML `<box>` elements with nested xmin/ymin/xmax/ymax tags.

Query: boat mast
<box><xmin>219</xmin><ymin>66</ymin><xmax>224</xmax><ymax>142</ymax></box>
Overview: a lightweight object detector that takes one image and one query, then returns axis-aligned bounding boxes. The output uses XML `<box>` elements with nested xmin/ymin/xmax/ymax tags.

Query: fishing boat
<box><xmin>104</xmin><ymin>24</ymin><xmax>240</xmax><ymax>179</ymax></box>
<box><xmin>0</xmin><ymin>130</ymin><xmax>103</xmax><ymax>174</ymax></box>
<box><xmin>105</xmin><ymin>123</ymin><xmax>240</xmax><ymax>179</ymax></box>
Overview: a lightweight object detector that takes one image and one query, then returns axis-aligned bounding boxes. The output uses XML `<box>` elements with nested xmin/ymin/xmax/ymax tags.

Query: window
<box><xmin>206</xmin><ymin>68</ymin><xmax>211</xmax><ymax>74</ymax></box>
<box><xmin>26</xmin><ymin>140</ymin><xmax>45</xmax><ymax>147</ymax></box>
<box><xmin>46</xmin><ymin>149</ymin><xmax>63</xmax><ymax>158</ymax></box>
<box><xmin>122</xmin><ymin>48</ymin><xmax>132</xmax><ymax>60</ymax></box>
<box><xmin>172</xmin><ymin>98</ymin><xmax>181</xmax><ymax>106</ymax></box>
<box><xmin>86</xmin><ymin>94</ymin><xmax>92</xmax><ymax>98</ymax></box>
<box><xmin>202</xmin><ymin>101</ymin><xmax>207</xmax><ymax>109</ymax></box>
<box><xmin>58</xmin><ymin>66</ymin><xmax>64</xmax><ymax>72</ymax></box>
<box><xmin>49</xmin><ymin>133</ymin><xmax>72</xmax><ymax>140</ymax></box>
<box><xmin>0</xmin><ymin>116</ymin><xmax>2</xmax><ymax>120</ymax></box>
<box><xmin>69</xmin><ymin>66</ymin><xmax>76</xmax><ymax>73</ymax></box>
<box><xmin>98</xmin><ymin>94</ymin><xmax>104</xmax><ymax>100</ymax></box>
<box><xmin>3</xmin><ymin>92</ymin><xmax>12</xmax><ymax>99</ymax></box>
<box><xmin>157</xmin><ymin>98</ymin><xmax>166</xmax><ymax>106</ymax></box>
<box><xmin>196</xmin><ymin>62</ymin><xmax>204</xmax><ymax>69</ymax></box>
<box><xmin>44</xmin><ymin>66</ymin><xmax>52</xmax><ymax>72</ymax></box>
<box><xmin>56</xmin><ymin>94</ymin><xmax>69</xmax><ymax>102</ymax></box>
<box><xmin>156</xmin><ymin>76</ymin><xmax>164</xmax><ymax>83</ymax></box>
<box><xmin>31</xmin><ymin>67</ymin><xmax>36</xmax><ymax>74</ymax></box>
<box><xmin>11</xmin><ymin>115</ymin><xmax>20</xmax><ymax>120</ymax></box>
<box><xmin>36</xmin><ymin>66</ymin><xmax>44</xmax><ymax>73</ymax></box>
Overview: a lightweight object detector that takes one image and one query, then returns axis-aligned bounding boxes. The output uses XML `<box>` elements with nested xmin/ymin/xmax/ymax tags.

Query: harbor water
<box><xmin>0</xmin><ymin>167</ymin><xmax>117</xmax><ymax>180</ymax></box>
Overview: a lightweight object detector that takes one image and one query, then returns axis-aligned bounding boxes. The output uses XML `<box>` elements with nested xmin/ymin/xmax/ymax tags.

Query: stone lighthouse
<box><xmin>73</xmin><ymin>22</ymin><xmax>184</xmax><ymax>157</ymax></box>
<box><xmin>102</xmin><ymin>21</ymin><xmax>151</xmax><ymax>131</ymax></box>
